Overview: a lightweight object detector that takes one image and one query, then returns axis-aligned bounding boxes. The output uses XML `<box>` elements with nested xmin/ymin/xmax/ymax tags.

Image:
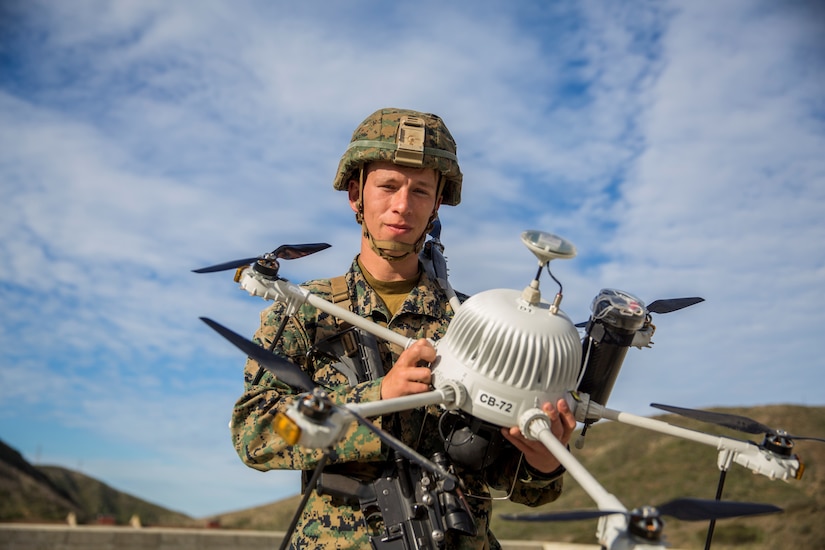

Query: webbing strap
<box><xmin>330</xmin><ymin>275</ymin><xmax>351</xmax><ymax>312</ymax></box>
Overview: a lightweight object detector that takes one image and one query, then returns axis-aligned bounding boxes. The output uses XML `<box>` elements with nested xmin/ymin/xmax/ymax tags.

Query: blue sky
<box><xmin>1</xmin><ymin>0</ymin><xmax>823</xmax><ymax>518</ymax></box>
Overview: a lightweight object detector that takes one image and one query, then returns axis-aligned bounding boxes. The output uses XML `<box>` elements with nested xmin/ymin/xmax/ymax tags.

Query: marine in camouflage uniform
<box><xmin>230</xmin><ymin>108</ymin><xmax>571</xmax><ymax>549</ymax></box>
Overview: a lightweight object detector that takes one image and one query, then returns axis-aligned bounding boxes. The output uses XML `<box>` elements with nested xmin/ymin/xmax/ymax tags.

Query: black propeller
<box><xmin>646</xmin><ymin>296</ymin><xmax>704</xmax><ymax>314</ymax></box>
<box><xmin>200</xmin><ymin>317</ymin><xmax>461</xmax><ymax>549</ymax></box>
<box><xmin>192</xmin><ymin>242</ymin><xmax>331</xmax><ymax>274</ymax></box>
<box><xmin>575</xmin><ymin>295</ymin><xmax>704</xmax><ymax>328</ymax></box>
<box><xmin>200</xmin><ymin>317</ymin><xmax>316</xmax><ymax>392</ymax></box>
<box><xmin>650</xmin><ymin>403</ymin><xmax>825</xmax><ymax>444</ymax></box>
<box><xmin>199</xmin><ymin>317</ymin><xmax>456</xmax><ymax>480</ymax></box>
<box><xmin>503</xmin><ymin>498</ymin><xmax>780</xmax><ymax>544</ymax></box>
<box><xmin>501</xmin><ymin>497</ymin><xmax>781</xmax><ymax>523</ymax></box>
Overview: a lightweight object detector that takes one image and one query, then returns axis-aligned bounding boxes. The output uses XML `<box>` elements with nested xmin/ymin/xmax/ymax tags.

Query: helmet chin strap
<box><xmin>364</xmin><ymin>218</ymin><xmax>433</xmax><ymax>262</ymax></box>
<box><xmin>355</xmin><ymin>168</ymin><xmax>441</xmax><ymax>263</ymax></box>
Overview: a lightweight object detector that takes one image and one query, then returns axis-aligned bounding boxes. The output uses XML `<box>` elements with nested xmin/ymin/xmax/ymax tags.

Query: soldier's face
<box><xmin>350</xmin><ymin>161</ymin><xmax>441</xmax><ymax>247</ymax></box>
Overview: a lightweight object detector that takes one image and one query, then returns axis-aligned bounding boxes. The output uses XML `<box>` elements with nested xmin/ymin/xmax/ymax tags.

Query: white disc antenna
<box><xmin>520</xmin><ymin>230</ymin><xmax>577</xmax><ymax>310</ymax></box>
<box><xmin>521</xmin><ymin>230</ymin><xmax>577</xmax><ymax>265</ymax></box>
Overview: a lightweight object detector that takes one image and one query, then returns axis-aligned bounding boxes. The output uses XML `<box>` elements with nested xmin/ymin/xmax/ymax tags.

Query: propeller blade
<box><xmin>651</xmin><ymin>403</ymin><xmax>825</xmax><ymax>443</ymax></box>
<box><xmin>502</xmin><ymin>498</ymin><xmax>781</xmax><ymax>524</ymax></box>
<box><xmin>347</xmin><ymin>408</ymin><xmax>458</xmax><ymax>484</ymax></box>
<box><xmin>789</xmin><ymin>435</ymin><xmax>825</xmax><ymax>444</ymax></box>
<box><xmin>651</xmin><ymin>403</ymin><xmax>774</xmax><ymax>435</ymax></box>
<box><xmin>657</xmin><ymin>498</ymin><xmax>781</xmax><ymax>522</ymax></box>
<box><xmin>574</xmin><ymin>295</ymin><xmax>703</xmax><ymax>327</ymax></box>
<box><xmin>192</xmin><ymin>257</ymin><xmax>260</xmax><ymax>274</ymax></box>
<box><xmin>501</xmin><ymin>509</ymin><xmax>619</xmax><ymax>522</ymax></box>
<box><xmin>200</xmin><ymin>317</ymin><xmax>316</xmax><ymax>393</ymax></box>
<box><xmin>272</xmin><ymin>242</ymin><xmax>331</xmax><ymax>260</ymax></box>
<box><xmin>646</xmin><ymin>297</ymin><xmax>704</xmax><ymax>314</ymax></box>
<box><xmin>192</xmin><ymin>242</ymin><xmax>331</xmax><ymax>273</ymax></box>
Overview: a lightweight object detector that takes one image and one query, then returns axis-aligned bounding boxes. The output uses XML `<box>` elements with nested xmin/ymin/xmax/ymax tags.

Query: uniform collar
<box><xmin>346</xmin><ymin>257</ymin><xmax>447</xmax><ymax>323</ymax></box>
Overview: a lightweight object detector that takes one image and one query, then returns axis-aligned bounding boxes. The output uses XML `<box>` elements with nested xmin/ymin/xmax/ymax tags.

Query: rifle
<box><xmin>314</xmin><ymin>452</ymin><xmax>476</xmax><ymax>550</ymax></box>
<box><xmin>311</xmin><ymin>326</ymin><xmax>384</xmax><ymax>387</ymax></box>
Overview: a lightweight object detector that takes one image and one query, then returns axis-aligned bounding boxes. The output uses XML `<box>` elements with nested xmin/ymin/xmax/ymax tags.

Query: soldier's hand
<box><xmin>380</xmin><ymin>339</ymin><xmax>435</xmax><ymax>399</ymax></box>
<box><xmin>500</xmin><ymin>398</ymin><xmax>576</xmax><ymax>475</ymax></box>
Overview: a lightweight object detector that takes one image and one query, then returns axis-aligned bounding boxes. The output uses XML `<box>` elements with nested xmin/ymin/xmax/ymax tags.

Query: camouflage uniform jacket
<box><xmin>231</xmin><ymin>258</ymin><xmax>564</xmax><ymax>549</ymax></box>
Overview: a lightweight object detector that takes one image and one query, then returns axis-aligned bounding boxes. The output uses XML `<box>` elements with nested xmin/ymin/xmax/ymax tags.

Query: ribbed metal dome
<box><xmin>433</xmin><ymin>288</ymin><xmax>582</xmax><ymax>426</ymax></box>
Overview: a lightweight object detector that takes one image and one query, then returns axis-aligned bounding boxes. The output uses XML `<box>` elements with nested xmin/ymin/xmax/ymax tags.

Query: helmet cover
<box><xmin>333</xmin><ymin>107</ymin><xmax>462</xmax><ymax>206</ymax></box>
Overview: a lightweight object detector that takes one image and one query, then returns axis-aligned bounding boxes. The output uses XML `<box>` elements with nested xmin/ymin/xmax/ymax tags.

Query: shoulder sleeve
<box><xmin>230</xmin><ymin>279</ymin><xmax>388</xmax><ymax>472</ymax></box>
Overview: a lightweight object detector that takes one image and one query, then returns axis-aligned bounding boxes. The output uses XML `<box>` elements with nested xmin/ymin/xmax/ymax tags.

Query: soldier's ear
<box><xmin>347</xmin><ymin>179</ymin><xmax>360</xmax><ymax>213</ymax></box>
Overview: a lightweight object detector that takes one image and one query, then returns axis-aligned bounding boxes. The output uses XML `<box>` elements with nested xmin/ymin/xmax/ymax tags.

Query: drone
<box><xmin>194</xmin><ymin>229</ymin><xmax>820</xmax><ymax>550</ymax></box>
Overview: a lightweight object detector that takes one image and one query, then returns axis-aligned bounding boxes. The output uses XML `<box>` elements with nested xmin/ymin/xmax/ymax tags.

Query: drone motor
<box><xmin>577</xmin><ymin>288</ymin><xmax>649</xmax><ymax>408</ymax></box>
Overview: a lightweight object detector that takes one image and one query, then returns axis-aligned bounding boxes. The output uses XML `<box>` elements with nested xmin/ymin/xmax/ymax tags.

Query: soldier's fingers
<box><xmin>557</xmin><ymin>398</ymin><xmax>577</xmax><ymax>433</ymax></box>
<box><xmin>406</xmin><ymin>365</ymin><xmax>432</xmax><ymax>385</ymax></box>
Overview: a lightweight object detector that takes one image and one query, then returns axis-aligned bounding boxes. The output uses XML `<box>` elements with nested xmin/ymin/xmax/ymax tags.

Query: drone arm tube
<box><xmin>230</xmin><ymin>302</ymin><xmax>387</xmax><ymax>472</ymax></box>
<box><xmin>231</xmin><ymin>367</ymin><xmax>385</xmax><ymax>472</ymax></box>
<box><xmin>520</xmin><ymin>410</ymin><xmax>638</xmax><ymax>549</ymax></box>
<box><xmin>348</xmin><ymin>387</ymin><xmax>456</xmax><ymax>418</ymax></box>
<box><xmin>239</xmin><ymin>269</ymin><xmax>415</xmax><ymax>350</ymax></box>
<box><xmin>573</xmin><ymin>397</ymin><xmax>741</xmax><ymax>449</ymax></box>
<box><xmin>231</xmin><ymin>265</ymin><xmax>454</xmax><ymax>474</ymax></box>
<box><xmin>521</xmin><ymin>409</ymin><xmax>626</xmax><ymax>513</ymax></box>
<box><xmin>595</xmin><ymin>407</ymin><xmax>802</xmax><ymax>480</ymax></box>
<box><xmin>303</xmin><ymin>292</ymin><xmax>415</xmax><ymax>350</ymax></box>
<box><xmin>601</xmin><ymin>408</ymin><xmax>734</xmax><ymax>449</ymax></box>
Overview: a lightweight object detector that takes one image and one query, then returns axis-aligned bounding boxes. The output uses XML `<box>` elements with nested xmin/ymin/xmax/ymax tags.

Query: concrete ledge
<box><xmin>0</xmin><ymin>525</ymin><xmax>281</xmax><ymax>550</ymax></box>
<box><xmin>0</xmin><ymin>524</ymin><xmax>599</xmax><ymax>550</ymax></box>
<box><xmin>499</xmin><ymin>542</ymin><xmax>598</xmax><ymax>550</ymax></box>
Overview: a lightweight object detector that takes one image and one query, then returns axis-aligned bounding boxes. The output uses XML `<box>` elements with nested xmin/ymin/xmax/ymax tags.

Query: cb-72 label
<box><xmin>475</xmin><ymin>391</ymin><xmax>514</xmax><ymax>414</ymax></box>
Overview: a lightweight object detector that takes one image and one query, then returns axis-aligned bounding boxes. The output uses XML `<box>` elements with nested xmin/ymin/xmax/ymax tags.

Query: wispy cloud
<box><xmin>1</xmin><ymin>0</ymin><xmax>823</xmax><ymax>517</ymax></box>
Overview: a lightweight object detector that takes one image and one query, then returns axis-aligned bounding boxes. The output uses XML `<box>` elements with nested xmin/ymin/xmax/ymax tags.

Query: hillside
<box><xmin>0</xmin><ymin>440</ymin><xmax>81</xmax><ymax>522</ymax></box>
<box><xmin>38</xmin><ymin>466</ymin><xmax>199</xmax><ymax>527</ymax></box>
<box><xmin>2</xmin><ymin>405</ymin><xmax>823</xmax><ymax>547</ymax></box>
<box><xmin>212</xmin><ymin>404</ymin><xmax>825</xmax><ymax>549</ymax></box>
<box><xmin>0</xmin><ymin>439</ymin><xmax>197</xmax><ymax>527</ymax></box>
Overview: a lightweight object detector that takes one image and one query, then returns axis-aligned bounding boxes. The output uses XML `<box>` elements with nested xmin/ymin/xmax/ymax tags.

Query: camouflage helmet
<box><xmin>333</xmin><ymin>108</ymin><xmax>462</xmax><ymax>206</ymax></box>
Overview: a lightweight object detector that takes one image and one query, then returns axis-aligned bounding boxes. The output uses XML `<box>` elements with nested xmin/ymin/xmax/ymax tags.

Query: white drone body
<box><xmin>225</xmin><ymin>229</ymin><xmax>794</xmax><ymax>550</ymax></box>
<box><xmin>238</xmin><ymin>230</ymin><xmax>582</xmax><ymax>429</ymax></box>
<box><xmin>429</xmin><ymin>230</ymin><xmax>581</xmax><ymax>426</ymax></box>
<box><xmin>432</xmin><ymin>287</ymin><xmax>581</xmax><ymax>428</ymax></box>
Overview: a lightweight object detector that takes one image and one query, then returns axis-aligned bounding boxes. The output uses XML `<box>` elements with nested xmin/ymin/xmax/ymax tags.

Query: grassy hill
<box><xmin>38</xmin><ymin>466</ymin><xmax>199</xmax><ymax>527</ymax></box>
<box><xmin>0</xmin><ymin>439</ymin><xmax>197</xmax><ymax>527</ymax></box>
<box><xmin>212</xmin><ymin>404</ymin><xmax>825</xmax><ymax>549</ymax></box>
<box><xmin>0</xmin><ymin>439</ymin><xmax>82</xmax><ymax>522</ymax></box>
